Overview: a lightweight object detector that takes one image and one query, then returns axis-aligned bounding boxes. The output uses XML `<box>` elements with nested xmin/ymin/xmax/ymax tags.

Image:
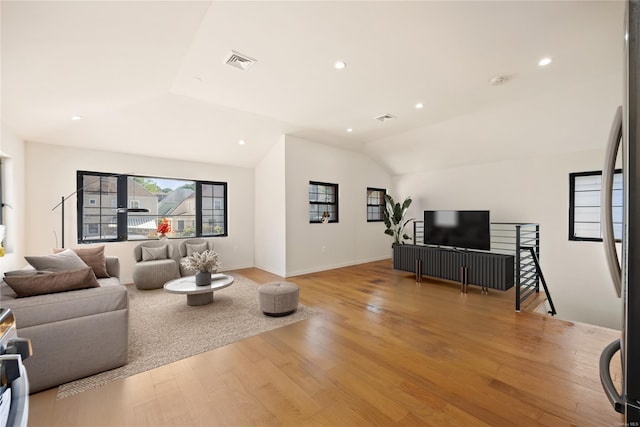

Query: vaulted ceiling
<box><xmin>1</xmin><ymin>1</ymin><xmax>624</xmax><ymax>175</ymax></box>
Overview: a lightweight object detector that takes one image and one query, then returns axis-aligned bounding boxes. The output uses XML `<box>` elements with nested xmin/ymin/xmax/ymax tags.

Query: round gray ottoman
<box><xmin>258</xmin><ymin>282</ymin><xmax>299</xmax><ymax>317</ymax></box>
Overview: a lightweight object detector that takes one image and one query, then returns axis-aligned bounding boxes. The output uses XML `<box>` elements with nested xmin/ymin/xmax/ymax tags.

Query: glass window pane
<box><xmin>366</xmin><ymin>188</ymin><xmax>385</xmax><ymax>222</ymax></box>
<box><xmin>574</xmin><ymin>191</ymin><xmax>601</xmax><ymax>207</ymax></box>
<box><xmin>613</xmin><ymin>173</ymin><xmax>623</xmax><ymax>190</ymax></box>
<box><xmin>79</xmin><ymin>172</ymin><xmax>227</xmax><ymax>242</ymax></box>
<box><xmin>574</xmin><ymin>222</ymin><xmax>601</xmax><ymax>239</ymax></box>
<box><xmin>201</xmin><ymin>182</ymin><xmax>226</xmax><ymax>236</ymax></box>
<box><xmin>79</xmin><ymin>174</ymin><xmax>118</xmax><ymax>242</ymax></box>
<box><xmin>309</xmin><ymin>182</ymin><xmax>338</xmax><ymax>223</ymax></box>
<box><xmin>574</xmin><ymin>206</ymin><xmax>600</xmax><ymax>223</ymax></box>
<box><xmin>612</xmin><ymin>189</ymin><xmax>623</xmax><ymax>206</ymax></box>
<box><xmin>575</xmin><ymin>175</ymin><xmax>601</xmax><ymax>191</ymax></box>
<box><xmin>570</xmin><ymin>171</ymin><xmax>623</xmax><ymax>241</ymax></box>
<box><xmin>614</xmin><ymin>222</ymin><xmax>623</xmax><ymax>240</ymax></box>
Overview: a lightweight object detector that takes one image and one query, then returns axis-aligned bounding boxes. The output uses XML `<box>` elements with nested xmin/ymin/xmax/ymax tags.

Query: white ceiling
<box><xmin>1</xmin><ymin>1</ymin><xmax>625</xmax><ymax>175</ymax></box>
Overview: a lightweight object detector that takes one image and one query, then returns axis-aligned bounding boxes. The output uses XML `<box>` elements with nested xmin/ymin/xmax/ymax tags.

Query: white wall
<box><xmin>25</xmin><ymin>142</ymin><xmax>255</xmax><ymax>283</ymax></box>
<box><xmin>284</xmin><ymin>136</ymin><xmax>392</xmax><ymax>276</ymax></box>
<box><xmin>0</xmin><ymin>123</ymin><xmax>26</xmax><ymax>274</ymax></box>
<box><xmin>254</xmin><ymin>137</ymin><xmax>287</xmax><ymax>276</ymax></box>
<box><xmin>396</xmin><ymin>149</ymin><xmax>622</xmax><ymax>329</ymax></box>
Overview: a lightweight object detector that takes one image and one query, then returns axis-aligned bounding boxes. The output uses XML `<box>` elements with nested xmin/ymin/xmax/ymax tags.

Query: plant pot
<box><xmin>195</xmin><ymin>271</ymin><xmax>211</xmax><ymax>286</ymax></box>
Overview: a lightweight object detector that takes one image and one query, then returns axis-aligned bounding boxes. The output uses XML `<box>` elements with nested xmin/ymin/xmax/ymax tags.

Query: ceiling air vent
<box><xmin>224</xmin><ymin>51</ymin><xmax>257</xmax><ymax>71</ymax></box>
<box><xmin>375</xmin><ymin>113</ymin><xmax>397</xmax><ymax>122</ymax></box>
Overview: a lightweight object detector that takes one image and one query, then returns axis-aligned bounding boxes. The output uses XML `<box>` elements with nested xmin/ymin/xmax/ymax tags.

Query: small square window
<box><xmin>309</xmin><ymin>181</ymin><xmax>338</xmax><ymax>223</ymax></box>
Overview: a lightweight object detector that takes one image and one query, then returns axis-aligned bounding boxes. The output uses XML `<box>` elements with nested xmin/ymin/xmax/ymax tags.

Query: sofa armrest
<box><xmin>106</xmin><ymin>256</ymin><xmax>120</xmax><ymax>278</ymax></box>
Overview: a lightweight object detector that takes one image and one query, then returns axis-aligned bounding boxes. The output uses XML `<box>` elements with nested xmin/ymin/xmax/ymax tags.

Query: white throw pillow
<box><xmin>25</xmin><ymin>248</ymin><xmax>88</xmax><ymax>272</ymax></box>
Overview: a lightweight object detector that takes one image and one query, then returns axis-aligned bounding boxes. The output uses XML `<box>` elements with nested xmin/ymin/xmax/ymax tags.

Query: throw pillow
<box><xmin>52</xmin><ymin>246</ymin><xmax>110</xmax><ymax>278</ymax></box>
<box><xmin>3</xmin><ymin>267</ymin><xmax>100</xmax><ymax>298</ymax></box>
<box><xmin>142</xmin><ymin>246</ymin><xmax>168</xmax><ymax>261</ymax></box>
<box><xmin>3</xmin><ymin>270</ymin><xmax>37</xmax><ymax>277</ymax></box>
<box><xmin>186</xmin><ymin>242</ymin><xmax>208</xmax><ymax>256</ymax></box>
<box><xmin>25</xmin><ymin>248</ymin><xmax>88</xmax><ymax>272</ymax></box>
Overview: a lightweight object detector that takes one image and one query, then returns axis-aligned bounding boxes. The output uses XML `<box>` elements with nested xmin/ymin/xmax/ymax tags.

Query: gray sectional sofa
<box><xmin>0</xmin><ymin>256</ymin><xmax>128</xmax><ymax>393</ymax></box>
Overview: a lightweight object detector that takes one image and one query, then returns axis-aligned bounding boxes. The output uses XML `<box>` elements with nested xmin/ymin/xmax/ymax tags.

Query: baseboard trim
<box><xmin>284</xmin><ymin>256</ymin><xmax>391</xmax><ymax>278</ymax></box>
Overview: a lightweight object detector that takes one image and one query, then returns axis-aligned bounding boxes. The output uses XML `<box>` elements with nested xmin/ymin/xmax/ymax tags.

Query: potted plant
<box><xmin>382</xmin><ymin>194</ymin><xmax>414</xmax><ymax>246</ymax></box>
<box><xmin>180</xmin><ymin>249</ymin><xmax>221</xmax><ymax>286</ymax></box>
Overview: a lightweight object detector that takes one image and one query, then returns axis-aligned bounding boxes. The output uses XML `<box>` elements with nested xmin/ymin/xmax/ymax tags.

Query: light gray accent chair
<box><xmin>178</xmin><ymin>238</ymin><xmax>214</xmax><ymax>276</ymax></box>
<box><xmin>132</xmin><ymin>241</ymin><xmax>179</xmax><ymax>290</ymax></box>
<box><xmin>0</xmin><ymin>257</ymin><xmax>128</xmax><ymax>393</ymax></box>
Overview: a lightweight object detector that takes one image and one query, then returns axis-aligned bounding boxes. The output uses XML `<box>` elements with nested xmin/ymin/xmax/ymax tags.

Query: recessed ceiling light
<box><xmin>415</xmin><ymin>103</ymin><xmax>424</xmax><ymax>109</ymax></box>
<box><xmin>71</xmin><ymin>115</ymin><xmax>82</xmax><ymax>121</ymax></box>
<box><xmin>238</xmin><ymin>139</ymin><xmax>246</xmax><ymax>145</ymax></box>
<box><xmin>538</xmin><ymin>57</ymin><xmax>552</xmax><ymax>66</ymax></box>
<box><xmin>346</xmin><ymin>128</ymin><xmax>353</xmax><ymax>133</ymax></box>
<box><xmin>334</xmin><ymin>61</ymin><xmax>347</xmax><ymax>70</ymax></box>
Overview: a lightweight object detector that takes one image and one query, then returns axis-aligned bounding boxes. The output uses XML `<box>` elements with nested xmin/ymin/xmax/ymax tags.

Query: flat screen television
<box><xmin>423</xmin><ymin>210</ymin><xmax>491</xmax><ymax>250</ymax></box>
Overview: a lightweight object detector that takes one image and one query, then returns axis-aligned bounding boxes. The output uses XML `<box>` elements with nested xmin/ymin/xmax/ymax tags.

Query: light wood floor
<box><xmin>28</xmin><ymin>260</ymin><xmax>623</xmax><ymax>426</ymax></box>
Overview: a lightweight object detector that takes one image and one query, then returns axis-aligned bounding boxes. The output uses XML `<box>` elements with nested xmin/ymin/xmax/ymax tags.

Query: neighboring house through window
<box><xmin>569</xmin><ymin>170</ymin><xmax>623</xmax><ymax>241</ymax></box>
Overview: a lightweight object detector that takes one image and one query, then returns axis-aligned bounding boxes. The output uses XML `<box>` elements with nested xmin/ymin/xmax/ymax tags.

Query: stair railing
<box><xmin>492</xmin><ymin>222</ymin><xmax>555</xmax><ymax>315</ymax></box>
<box><xmin>413</xmin><ymin>220</ymin><xmax>556</xmax><ymax>315</ymax></box>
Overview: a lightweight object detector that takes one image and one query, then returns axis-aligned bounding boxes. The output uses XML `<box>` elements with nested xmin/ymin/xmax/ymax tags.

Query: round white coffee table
<box><xmin>163</xmin><ymin>273</ymin><xmax>234</xmax><ymax>306</ymax></box>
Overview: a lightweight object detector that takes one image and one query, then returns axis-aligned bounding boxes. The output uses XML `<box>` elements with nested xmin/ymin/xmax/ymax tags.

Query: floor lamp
<box><xmin>52</xmin><ymin>176</ymin><xmax>149</xmax><ymax>248</ymax></box>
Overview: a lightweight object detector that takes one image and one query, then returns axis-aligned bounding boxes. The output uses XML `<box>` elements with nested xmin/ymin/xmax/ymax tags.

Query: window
<box><xmin>309</xmin><ymin>181</ymin><xmax>338</xmax><ymax>223</ymax></box>
<box><xmin>77</xmin><ymin>171</ymin><xmax>227</xmax><ymax>243</ymax></box>
<box><xmin>201</xmin><ymin>182</ymin><xmax>227</xmax><ymax>236</ymax></box>
<box><xmin>569</xmin><ymin>170</ymin><xmax>622</xmax><ymax>241</ymax></box>
<box><xmin>367</xmin><ymin>188</ymin><xmax>386</xmax><ymax>222</ymax></box>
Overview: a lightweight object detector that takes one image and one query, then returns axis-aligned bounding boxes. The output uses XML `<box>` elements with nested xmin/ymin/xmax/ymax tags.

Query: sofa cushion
<box><xmin>25</xmin><ymin>248</ymin><xmax>88</xmax><ymax>272</ymax></box>
<box><xmin>52</xmin><ymin>246</ymin><xmax>110</xmax><ymax>278</ymax></box>
<box><xmin>0</xmin><ymin>276</ymin><xmax>126</xmax><ymax>329</ymax></box>
<box><xmin>142</xmin><ymin>245</ymin><xmax>168</xmax><ymax>261</ymax></box>
<box><xmin>186</xmin><ymin>242</ymin><xmax>208</xmax><ymax>256</ymax></box>
<box><xmin>3</xmin><ymin>267</ymin><xmax>100</xmax><ymax>298</ymax></box>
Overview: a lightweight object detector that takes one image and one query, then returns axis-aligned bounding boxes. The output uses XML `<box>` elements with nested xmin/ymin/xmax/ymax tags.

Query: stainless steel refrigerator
<box><xmin>599</xmin><ymin>0</ymin><xmax>640</xmax><ymax>423</ymax></box>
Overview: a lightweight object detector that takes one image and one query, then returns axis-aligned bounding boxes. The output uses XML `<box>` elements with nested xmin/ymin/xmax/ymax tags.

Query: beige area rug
<box><xmin>56</xmin><ymin>273</ymin><xmax>317</xmax><ymax>399</ymax></box>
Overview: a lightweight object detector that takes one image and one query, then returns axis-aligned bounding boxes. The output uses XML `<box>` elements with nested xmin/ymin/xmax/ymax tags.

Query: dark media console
<box><xmin>393</xmin><ymin>244</ymin><xmax>514</xmax><ymax>291</ymax></box>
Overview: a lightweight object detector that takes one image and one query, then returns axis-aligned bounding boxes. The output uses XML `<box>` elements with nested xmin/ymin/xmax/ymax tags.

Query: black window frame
<box><xmin>366</xmin><ymin>187</ymin><xmax>386</xmax><ymax>222</ymax></box>
<box><xmin>309</xmin><ymin>181</ymin><xmax>339</xmax><ymax>223</ymax></box>
<box><xmin>569</xmin><ymin>169</ymin><xmax>622</xmax><ymax>242</ymax></box>
<box><xmin>77</xmin><ymin>171</ymin><xmax>228</xmax><ymax>243</ymax></box>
